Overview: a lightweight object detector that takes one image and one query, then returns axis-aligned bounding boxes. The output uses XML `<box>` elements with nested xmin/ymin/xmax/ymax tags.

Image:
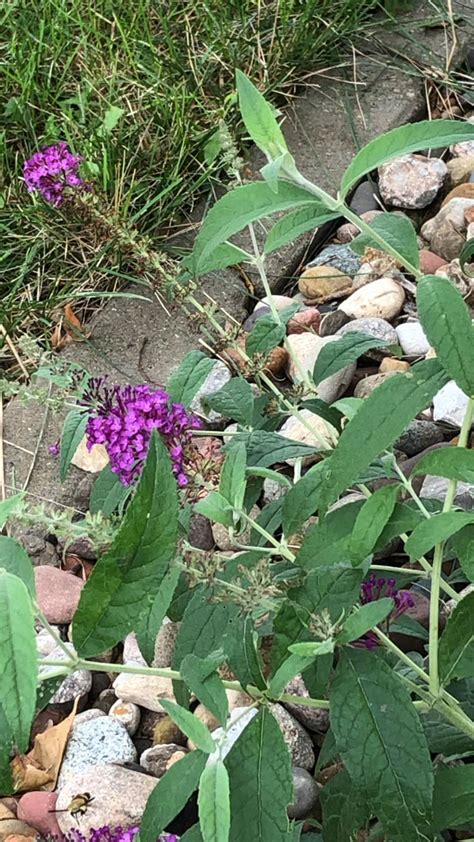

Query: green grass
<box><xmin>0</xmin><ymin>0</ymin><xmax>431</xmax><ymax>368</ymax></box>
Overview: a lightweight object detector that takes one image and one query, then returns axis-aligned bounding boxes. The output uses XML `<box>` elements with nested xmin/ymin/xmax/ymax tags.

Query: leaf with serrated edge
<box><xmin>433</xmin><ymin>764</ymin><xmax>474</xmax><ymax>831</ymax></box>
<box><xmin>313</xmin><ymin>332</ymin><xmax>388</xmax><ymax>386</ymax></box>
<box><xmin>90</xmin><ymin>464</ymin><xmax>129</xmax><ymax>516</ymax></box>
<box><xmin>160</xmin><ymin>699</ymin><xmax>216</xmax><ymax>752</ymax></box>
<box><xmin>136</xmin><ymin>565</ymin><xmax>180</xmax><ymax>664</ymax></box>
<box><xmin>167</xmin><ymin>351</ymin><xmax>216</xmax><ymax>406</ymax></box>
<box><xmin>405</xmin><ymin>511</ymin><xmax>474</xmax><ymax>559</ymax></box>
<box><xmin>439</xmin><ymin>592</ymin><xmax>474</xmax><ymax>685</ymax></box>
<box><xmin>0</xmin><ymin>571</ymin><xmax>37</xmax><ymax>752</ymax></box>
<box><xmin>282</xmin><ymin>462</ymin><xmax>326</xmax><ymax>536</ymax></box>
<box><xmin>72</xmin><ymin>432</ymin><xmax>178</xmax><ymax>657</ymax></box>
<box><xmin>320</xmin><ymin>769</ymin><xmax>369</xmax><ymax>842</ymax></box>
<box><xmin>173</xmin><ymin>588</ymin><xmax>240</xmax><ymax>667</ymax></box>
<box><xmin>289</xmin><ymin>565</ymin><xmax>363</xmax><ymax>621</ymax></box>
<box><xmin>264</xmin><ymin>205</ymin><xmax>339</xmax><ymax>254</ymax></box>
<box><xmin>318</xmin><ymin>359</ymin><xmax>448</xmax><ymax>512</ymax></box>
<box><xmin>207</xmin><ymin>378</ymin><xmax>255</xmax><ymax>426</ymax></box>
<box><xmin>60</xmin><ymin>408</ymin><xmax>87</xmax><ymax>482</ymax></box>
<box><xmin>417</xmin><ymin>274</ymin><xmax>474</xmax><ymax>396</ymax></box>
<box><xmin>225</xmin><ymin>615</ymin><xmax>266</xmax><ymax>691</ymax></box>
<box><xmin>0</xmin><ymin>535</ymin><xmax>35</xmax><ymax>597</ymax></box>
<box><xmin>199</xmin><ymin>761</ymin><xmax>231</xmax><ymax>842</ymax></box>
<box><xmin>351</xmin><ymin>212</ymin><xmax>419</xmax><ymax>270</ymax></box>
<box><xmin>139</xmin><ymin>750</ymin><xmax>207</xmax><ymax>842</ymax></box>
<box><xmin>246</xmin><ymin>316</ymin><xmax>285</xmax><ymax>357</ymax></box>
<box><xmin>341</xmin><ymin>120</ymin><xmax>474</xmax><ymax>197</ymax></box>
<box><xmin>411</xmin><ymin>446</ymin><xmax>474</xmax><ymax>483</ymax></box>
<box><xmin>296</xmin><ymin>500</ymin><xmax>364</xmax><ymax>570</ymax></box>
<box><xmin>349</xmin><ymin>484</ymin><xmax>400</xmax><ymax>566</ymax></box>
<box><xmin>225</xmin><ymin>707</ymin><xmax>293</xmax><ymax>841</ymax></box>
<box><xmin>331</xmin><ymin>649</ymin><xmax>433</xmax><ymax>842</ymax></box>
<box><xmin>0</xmin><ymin>493</ymin><xmax>24</xmax><ymax>530</ymax></box>
<box><xmin>224</xmin><ymin>430</ymin><xmax>321</xmax><ymax>468</ymax></box>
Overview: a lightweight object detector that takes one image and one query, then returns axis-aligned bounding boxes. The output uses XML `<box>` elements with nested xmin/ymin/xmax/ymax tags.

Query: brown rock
<box><xmin>71</xmin><ymin>436</ymin><xmax>109</xmax><ymax>473</ymax></box>
<box><xmin>152</xmin><ymin>714</ymin><xmax>186</xmax><ymax>746</ymax></box>
<box><xmin>34</xmin><ymin>566</ymin><xmax>84</xmax><ymax>624</ymax></box>
<box><xmin>287</xmin><ymin>308</ymin><xmax>321</xmax><ymax>335</ymax></box>
<box><xmin>0</xmin><ymin>822</ymin><xmax>36</xmax><ymax>842</ymax></box>
<box><xmin>446</xmin><ymin>154</ymin><xmax>474</xmax><ymax>187</ymax></box>
<box><xmin>354</xmin><ymin>371</ymin><xmax>398</xmax><ymax>399</ymax></box>
<box><xmin>442</xmin><ymin>183</ymin><xmax>474</xmax><ymax>206</ymax></box>
<box><xmin>419</xmin><ymin>249</ymin><xmax>448</xmax><ymax>275</ymax></box>
<box><xmin>17</xmin><ymin>792</ymin><xmax>61</xmax><ymax>837</ymax></box>
<box><xmin>379</xmin><ymin>358</ymin><xmax>410</xmax><ymax>373</ymax></box>
<box><xmin>465</xmin><ymin>206</ymin><xmax>474</xmax><ymax>225</ymax></box>
<box><xmin>192</xmin><ymin>704</ymin><xmax>220</xmax><ymax>733</ymax></box>
<box><xmin>264</xmin><ymin>346</ymin><xmax>288</xmax><ymax>376</ymax></box>
<box><xmin>283</xmin><ymin>676</ymin><xmax>330</xmax><ymax>733</ymax></box>
<box><xmin>140</xmin><ymin>743</ymin><xmax>188</xmax><ymax>776</ymax></box>
<box><xmin>221</xmin><ymin>345</ymin><xmax>247</xmax><ymax>374</ymax></box>
<box><xmin>298</xmin><ymin>265</ymin><xmax>353</xmax><ymax>303</ymax></box>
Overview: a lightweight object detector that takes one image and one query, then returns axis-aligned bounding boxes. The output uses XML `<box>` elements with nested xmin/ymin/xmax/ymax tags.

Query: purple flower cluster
<box><xmin>83</xmin><ymin>380</ymin><xmax>202</xmax><ymax>487</ymax></box>
<box><xmin>356</xmin><ymin>573</ymin><xmax>415</xmax><ymax>650</ymax></box>
<box><xmin>23</xmin><ymin>142</ymin><xmax>84</xmax><ymax>206</ymax></box>
<box><xmin>38</xmin><ymin>828</ymin><xmax>178</xmax><ymax>842</ymax></box>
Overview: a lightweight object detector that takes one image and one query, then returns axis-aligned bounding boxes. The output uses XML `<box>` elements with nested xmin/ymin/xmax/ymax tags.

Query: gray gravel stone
<box><xmin>337</xmin><ymin>317</ymin><xmax>398</xmax><ymax>352</ymax></box>
<box><xmin>58</xmin><ymin>715</ymin><xmax>137</xmax><ymax>786</ymax></box>
<box><xmin>288</xmin><ymin>767</ymin><xmax>321</xmax><ymax>820</ymax></box>
<box><xmin>395</xmin><ymin>420</ymin><xmax>444</xmax><ymax>457</ymax></box>
<box><xmin>282</xmin><ymin>676</ymin><xmax>330</xmax><ymax>733</ymax></box>
<box><xmin>40</xmin><ymin>643</ymin><xmax>92</xmax><ymax>705</ymax></box>
<box><xmin>307</xmin><ymin>244</ymin><xmax>361</xmax><ymax>277</ymax></box>
<box><xmin>140</xmin><ymin>743</ymin><xmax>189</xmax><ymax>777</ymax></box>
<box><xmin>378</xmin><ymin>154</ymin><xmax>447</xmax><ymax>209</ymax></box>
<box><xmin>269</xmin><ymin>704</ymin><xmax>315</xmax><ymax>770</ymax></box>
<box><xmin>190</xmin><ymin>360</ymin><xmax>232</xmax><ymax>422</ymax></box>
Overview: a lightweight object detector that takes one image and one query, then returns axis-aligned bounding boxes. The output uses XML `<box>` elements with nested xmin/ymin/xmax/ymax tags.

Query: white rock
<box><xmin>278</xmin><ymin>409</ymin><xmax>337</xmax><ymax>465</ymax></box>
<box><xmin>39</xmin><ymin>643</ymin><xmax>92</xmax><ymax>704</ymax></box>
<box><xmin>378</xmin><ymin>154</ymin><xmax>447</xmax><ymax>209</ymax></box>
<box><xmin>113</xmin><ymin>672</ymin><xmax>175</xmax><ymax>712</ymax></box>
<box><xmin>109</xmin><ymin>699</ymin><xmax>141</xmax><ymax>736</ymax></box>
<box><xmin>71</xmin><ymin>436</ymin><xmax>109</xmax><ymax>473</ymax></box>
<box><xmin>421</xmin><ymin>475</ymin><xmax>474</xmax><ymax>507</ymax></box>
<box><xmin>208</xmin><ymin>707</ymin><xmax>258</xmax><ymax>764</ymax></box>
<box><xmin>286</xmin><ymin>333</ymin><xmax>355</xmax><ymax>402</ymax></box>
<box><xmin>123</xmin><ymin>632</ymin><xmax>147</xmax><ymax>666</ymax></box>
<box><xmin>262</xmin><ymin>477</ymin><xmax>288</xmax><ymax>504</ymax></box>
<box><xmin>254</xmin><ymin>295</ymin><xmax>294</xmax><ymax>313</ymax></box>
<box><xmin>36</xmin><ymin>627</ymin><xmax>59</xmax><ymax>657</ymax></box>
<box><xmin>395</xmin><ymin>322</ymin><xmax>431</xmax><ymax>357</ymax></box>
<box><xmin>433</xmin><ymin>380</ymin><xmax>469</xmax><ymax>427</ymax></box>
<box><xmin>58</xmin><ymin>716</ymin><xmax>137</xmax><ymax>786</ymax></box>
<box><xmin>450</xmin><ymin>116</ymin><xmax>474</xmax><ymax>157</ymax></box>
<box><xmin>339</xmin><ymin>278</ymin><xmax>405</xmax><ymax>320</ymax></box>
<box><xmin>190</xmin><ymin>360</ymin><xmax>231</xmax><ymax>422</ymax></box>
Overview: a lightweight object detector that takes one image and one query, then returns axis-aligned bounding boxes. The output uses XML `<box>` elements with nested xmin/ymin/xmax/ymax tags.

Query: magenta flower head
<box><xmin>355</xmin><ymin>573</ymin><xmax>415</xmax><ymax>650</ymax></box>
<box><xmin>48</xmin><ymin>440</ymin><xmax>60</xmax><ymax>457</ymax></box>
<box><xmin>23</xmin><ymin>142</ymin><xmax>84</xmax><ymax>206</ymax></box>
<box><xmin>37</xmin><ymin>827</ymin><xmax>178</xmax><ymax>842</ymax></box>
<box><xmin>82</xmin><ymin>378</ymin><xmax>202</xmax><ymax>487</ymax></box>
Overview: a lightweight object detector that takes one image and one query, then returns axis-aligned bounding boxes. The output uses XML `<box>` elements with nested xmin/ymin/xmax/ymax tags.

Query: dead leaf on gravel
<box><xmin>51</xmin><ymin>304</ymin><xmax>90</xmax><ymax>349</ymax></box>
<box><xmin>12</xmin><ymin>699</ymin><xmax>78</xmax><ymax>792</ymax></box>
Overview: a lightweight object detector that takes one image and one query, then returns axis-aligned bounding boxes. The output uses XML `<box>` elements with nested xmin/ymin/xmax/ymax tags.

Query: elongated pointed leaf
<box><xmin>268</xmin><ymin>653</ymin><xmax>315</xmax><ymax>698</ymax></box>
<box><xmin>136</xmin><ymin>565</ymin><xmax>180</xmax><ymax>664</ymax></box>
<box><xmin>199</xmin><ymin>761</ymin><xmax>230</xmax><ymax>842</ymax></box>
<box><xmin>452</xmin><ymin>525</ymin><xmax>474</xmax><ymax>582</ymax></box>
<box><xmin>417</xmin><ymin>274</ymin><xmax>474</xmax><ymax>396</ymax></box>
<box><xmin>224</xmin><ymin>430</ymin><xmax>320</xmax><ymax>468</ymax></box>
<box><xmin>73</xmin><ymin>432</ymin><xmax>178</xmax><ymax>657</ymax></box>
<box><xmin>433</xmin><ymin>764</ymin><xmax>474</xmax><ymax>831</ymax></box>
<box><xmin>318</xmin><ymin>359</ymin><xmax>449</xmax><ymax>512</ymax></box>
<box><xmin>404</xmin><ymin>511</ymin><xmax>474</xmax><ymax>559</ymax></box>
<box><xmin>90</xmin><ymin>464</ymin><xmax>129</xmax><ymax>516</ymax></box>
<box><xmin>349</xmin><ymin>484</ymin><xmax>400</xmax><ymax>565</ymax></box>
<box><xmin>289</xmin><ymin>565</ymin><xmax>363</xmax><ymax>621</ymax></box>
<box><xmin>282</xmin><ymin>462</ymin><xmax>326</xmax><ymax>536</ymax></box>
<box><xmin>321</xmin><ymin>770</ymin><xmax>369</xmax><ymax>842</ymax></box>
<box><xmin>351</xmin><ymin>212</ymin><xmax>419</xmax><ymax>270</ymax></box>
<box><xmin>160</xmin><ymin>700</ymin><xmax>216</xmax><ymax>753</ymax></box>
<box><xmin>0</xmin><ymin>571</ymin><xmax>37</xmax><ymax>752</ymax></box>
<box><xmin>139</xmin><ymin>749</ymin><xmax>207</xmax><ymax>842</ymax></box>
<box><xmin>296</xmin><ymin>500</ymin><xmax>364</xmax><ymax>570</ymax></box>
<box><xmin>195</xmin><ymin>491</ymin><xmax>233</xmax><ymax>527</ymax></box>
<box><xmin>173</xmin><ymin>588</ymin><xmax>240</xmax><ymax>667</ymax></box>
<box><xmin>167</xmin><ymin>352</ymin><xmax>216</xmax><ymax>406</ymax></box>
<box><xmin>207</xmin><ymin>378</ymin><xmax>255</xmax><ymax>426</ymax></box>
<box><xmin>60</xmin><ymin>409</ymin><xmax>87</xmax><ymax>481</ymax></box>
<box><xmin>411</xmin><ymin>446</ymin><xmax>474</xmax><ymax>482</ymax></box>
<box><xmin>225</xmin><ymin>707</ymin><xmax>293</xmax><ymax>841</ymax></box>
<box><xmin>0</xmin><ymin>535</ymin><xmax>35</xmax><ymax>597</ymax></box>
<box><xmin>224</xmin><ymin>615</ymin><xmax>266</xmax><ymax>691</ymax></box>
<box><xmin>180</xmin><ymin>654</ymin><xmax>229</xmax><ymax>726</ymax></box>
<box><xmin>314</xmin><ymin>332</ymin><xmax>388</xmax><ymax>386</ymax></box>
<box><xmin>219</xmin><ymin>442</ymin><xmax>247</xmax><ymax>511</ymax></box>
<box><xmin>236</xmin><ymin>70</ymin><xmax>287</xmax><ymax>159</ymax></box>
<box><xmin>246</xmin><ymin>316</ymin><xmax>285</xmax><ymax>356</ymax></box>
<box><xmin>336</xmin><ymin>598</ymin><xmax>394</xmax><ymax>644</ymax></box>
<box><xmin>439</xmin><ymin>592</ymin><xmax>474</xmax><ymax>684</ymax></box>
<box><xmin>341</xmin><ymin>119</ymin><xmax>474</xmax><ymax>197</ymax></box>
<box><xmin>264</xmin><ymin>205</ymin><xmax>339</xmax><ymax>254</ymax></box>
<box><xmin>0</xmin><ymin>704</ymin><xmax>13</xmax><ymax>795</ymax></box>
<box><xmin>331</xmin><ymin>649</ymin><xmax>433</xmax><ymax>842</ymax></box>
<box><xmin>193</xmin><ymin>181</ymin><xmax>319</xmax><ymax>274</ymax></box>
<box><xmin>182</xmin><ymin>243</ymin><xmax>253</xmax><ymax>276</ymax></box>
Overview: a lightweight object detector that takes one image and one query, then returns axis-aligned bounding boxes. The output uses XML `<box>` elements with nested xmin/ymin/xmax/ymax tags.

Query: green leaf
<box><xmin>89</xmin><ymin>464</ymin><xmax>129</xmax><ymax>516</ymax></box>
<box><xmin>195</xmin><ymin>491</ymin><xmax>233</xmax><ymax>527</ymax></box>
<box><xmin>282</xmin><ymin>462</ymin><xmax>326</xmax><ymax>536</ymax></box>
<box><xmin>0</xmin><ymin>493</ymin><xmax>24</xmax><ymax>529</ymax></box>
<box><xmin>459</xmin><ymin>236</ymin><xmax>474</xmax><ymax>278</ymax></box>
<box><xmin>405</xmin><ymin>511</ymin><xmax>474</xmax><ymax>560</ymax></box>
<box><xmin>260</xmin><ymin>153</ymin><xmax>292</xmax><ymax>193</ymax></box>
<box><xmin>173</xmin><ymin>588</ymin><xmax>240</xmax><ymax>668</ymax></box>
<box><xmin>320</xmin><ymin>770</ymin><xmax>369</xmax><ymax>842</ymax></box>
<box><xmin>224</xmin><ymin>430</ymin><xmax>320</xmax><ymax>468</ymax></box>
<box><xmin>60</xmin><ymin>408</ymin><xmax>88</xmax><ymax>482</ymax></box>
<box><xmin>0</xmin><ymin>703</ymin><xmax>13</xmax><ymax>795</ymax></box>
<box><xmin>72</xmin><ymin>431</ymin><xmax>178</xmax><ymax>657</ymax></box>
<box><xmin>289</xmin><ymin>565</ymin><xmax>363</xmax><ymax>621</ymax></box>
<box><xmin>268</xmin><ymin>653</ymin><xmax>316</xmax><ymax>698</ymax></box>
<box><xmin>35</xmin><ymin>675</ymin><xmax>65</xmax><ymax>714</ymax></box>
<box><xmin>224</xmin><ymin>615</ymin><xmax>266</xmax><ymax>691</ymax></box>
<box><xmin>207</xmin><ymin>378</ymin><xmax>255</xmax><ymax>426</ymax></box>
<box><xmin>247</xmin><ymin>467</ymin><xmax>292</xmax><ymax>489</ymax></box>
<box><xmin>225</xmin><ymin>707</ymin><xmax>293</xmax><ymax>842</ymax></box>
<box><xmin>270</xmin><ymin>600</ymin><xmax>312</xmax><ymax>674</ymax></box>
<box><xmin>167</xmin><ymin>351</ymin><xmax>216</xmax><ymax>406</ymax></box>
<box><xmin>417</xmin><ymin>274</ymin><xmax>474</xmax><ymax>396</ymax></box>
<box><xmin>331</xmin><ymin>649</ymin><xmax>433</xmax><ymax>842</ymax></box>
<box><xmin>349</xmin><ymin>484</ymin><xmax>400</xmax><ymax>565</ymax></box>
<box><xmin>264</xmin><ymin>205</ymin><xmax>339</xmax><ymax>254</ymax></box>
<box><xmin>336</xmin><ymin>598</ymin><xmax>394</xmax><ymax>644</ymax></box>
<box><xmin>193</xmin><ymin>181</ymin><xmax>319</xmax><ymax>275</ymax></box>
<box><xmin>136</xmin><ymin>565</ymin><xmax>180</xmax><ymax>664</ymax></box>
<box><xmin>199</xmin><ymin>761</ymin><xmax>230</xmax><ymax>842</ymax></box>
<box><xmin>250</xmin><ymin>499</ymin><xmax>283</xmax><ymax>547</ymax></box>
<box><xmin>350</xmin><ymin>212</ymin><xmax>419</xmax><ymax>270</ymax></box>
<box><xmin>219</xmin><ymin>442</ymin><xmax>247</xmax><ymax>512</ymax></box>
<box><xmin>421</xmin><ymin>678</ymin><xmax>474</xmax><ymax>755</ymax></box>
<box><xmin>433</xmin><ymin>764</ymin><xmax>474</xmax><ymax>831</ymax></box>
<box><xmin>182</xmin><ymin>243</ymin><xmax>253</xmax><ymax>278</ymax></box>
<box><xmin>139</xmin><ymin>749</ymin><xmax>208</xmax><ymax>842</ymax></box>
<box><xmin>340</xmin><ymin>119</ymin><xmax>474</xmax><ymax>197</ymax></box>
<box><xmin>0</xmin><ymin>535</ymin><xmax>35</xmax><ymax>597</ymax></box>
<box><xmin>296</xmin><ymin>500</ymin><xmax>365</xmax><ymax>570</ymax></box>
<box><xmin>411</xmin><ymin>446</ymin><xmax>474</xmax><ymax>483</ymax></box>
<box><xmin>289</xmin><ymin>639</ymin><xmax>335</xmax><ymax>657</ymax></box>
<box><xmin>439</xmin><ymin>592</ymin><xmax>474</xmax><ymax>684</ymax></box>
<box><xmin>313</xmin><ymin>332</ymin><xmax>389</xmax><ymax>386</ymax></box>
<box><xmin>375</xmin><ymin>502</ymin><xmax>424</xmax><ymax>550</ymax></box>
<box><xmin>100</xmin><ymin>105</ymin><xmax>124</xmax><ymax>134</ymax></box>
<box><xmin>453</xmin><ymin>524</ymin><xmax>474</xmax><ymax>582</ymax></box>
<box><xmin>236</xmin><ymin>70</ymin><xmax>287</xmax><ymax>159</ymax></box>
<box><xmin>180</xmin><ymin>654</ymin><xmax>229</xmax><ymax>726</ymax></box>
<box><xmin>0</xmin><ymin>570</ymin><xmax>37</xmax><ymax>752</ymax></box>
<box><xmin>246</xmin><ymin>315</ymin><xmax>285</xmax><ymax>356</ymax></box>
<box><xmin>318</xmin><ymin>359</ymin><xmax>449</xmax><ymax>511</ymax></box>
<box><xmin>160</xmin><ymin>700</ymin><xmax>216</xmax><ymax>753</ymax></box>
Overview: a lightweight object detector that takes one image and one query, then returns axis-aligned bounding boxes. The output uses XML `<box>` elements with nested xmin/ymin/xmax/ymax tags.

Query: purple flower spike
<box><xmin>355</xmin><ymin>572</ymin><xmax>415</xmax><ymax>650</ymax></box>
<box><xmin>37</xmin><ymin>827</ymin><xmax>179</xmax><ymax>842</ymax></box>
<box><xmin>82</xmin><ymin>380</ymin><xmax>202</xmax><ymax>486</ymax></box>
<box><xmin>23</xmin><ymin>142</ymin><xmax>84</xmax><ymax>206</ymax></box>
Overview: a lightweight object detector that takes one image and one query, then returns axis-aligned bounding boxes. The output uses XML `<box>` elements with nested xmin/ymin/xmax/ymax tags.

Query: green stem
<box><xmin>237</xmin><ymin>509</ymin><xmax>296</xmax><ymax>561</ymax></box>
<box><xmin>370</xmin><ymin>565</ymin><xmax>428</xmax><ymax>578</ymax></box>
<box><xmin>429</xmin><ymin>396</ymin><xmax>474</xmax><ymax>697</ymax></box>
<box><xmin>36</xmin><ymin>608</ymin><xmax>74</xmax><ymax>660</ymax></box>
<box><xmin>391</xmin><ymin>460</ymin><xmax>432</xmax><ymax>519</ymax></box>
<box><xmin>374</xmin><ymin>628</ymin><xmax>430</xmax><ymax>684</ymax></box>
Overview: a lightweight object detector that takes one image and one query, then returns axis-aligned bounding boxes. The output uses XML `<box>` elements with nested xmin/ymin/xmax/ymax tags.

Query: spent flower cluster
<box><xmin>23</xmin><ymin>142</ymin><xmax>85</xmax><ymax>206</ymax></box>
<box><xmin>82</xmin><ymin>379</ymin><xmax>202</xmax><ymax>486</ymax></box>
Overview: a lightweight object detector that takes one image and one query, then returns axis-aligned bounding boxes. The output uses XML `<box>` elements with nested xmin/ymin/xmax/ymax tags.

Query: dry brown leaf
<box><xmin>51</xmin><ymin>304</ymin><xmax>89</xmax><ymax>350</ymax></box>
<box><xmin>12</xmin><ymin>699</ymin><xmax>78</xmax><ymax>792</ymax></box>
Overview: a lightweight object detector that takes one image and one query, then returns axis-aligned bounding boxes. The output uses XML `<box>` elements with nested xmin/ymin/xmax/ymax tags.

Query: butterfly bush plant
<box><xmin>2</xmin><ymin>73</ymin><xmax>474</xmax><ymax>842</ymax></box>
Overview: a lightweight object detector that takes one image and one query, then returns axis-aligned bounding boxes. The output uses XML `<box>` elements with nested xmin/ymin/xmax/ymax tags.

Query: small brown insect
<box><xmin>50</xmin><ymin>792</ymin><xmax>94</xmax><ymax>823</ymax></box>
